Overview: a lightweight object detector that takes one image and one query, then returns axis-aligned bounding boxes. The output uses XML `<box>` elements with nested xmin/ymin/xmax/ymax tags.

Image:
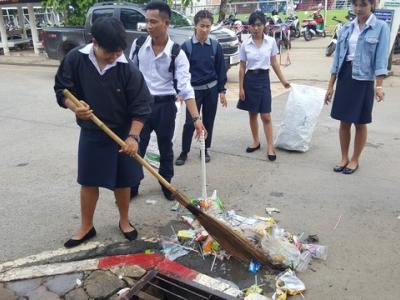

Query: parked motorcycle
<box><xmin>301</xmin><ymin>11</ymin><xmax>326</xmax><ymax>41</ymax></box>
<box><xmin>286</xmin><ymin>15</ymin><xmax>300</xmax><ymax>38</ymax></box>
<box><xmin>325</xmin><ymin>11</ymin><xmax>355</xmax><ymax>56</ymax></box>
<box><xmin>325</xmin><ymin>17</ymin><xmax>343</xmax><ymax>57</ymax></box>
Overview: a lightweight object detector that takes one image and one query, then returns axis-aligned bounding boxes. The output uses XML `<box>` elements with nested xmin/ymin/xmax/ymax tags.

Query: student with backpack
<box><xmin>175</xmin><ymin>10</ymin><xmax>227</xmax><ymax>166</ymax></box>
<box><xmin>129</xmin><ymin>1</ymin><xmax>205</xmax><ymax>200</ymax></box>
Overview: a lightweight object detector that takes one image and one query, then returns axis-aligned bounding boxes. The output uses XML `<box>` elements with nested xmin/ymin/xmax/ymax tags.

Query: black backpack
<box><xmin>131</xmin><ymin>35</ymin><xmax>181</xmax><ymax>94</ymax></box>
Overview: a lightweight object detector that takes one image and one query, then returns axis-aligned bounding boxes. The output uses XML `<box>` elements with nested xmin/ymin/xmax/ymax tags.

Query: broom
<box><xmin>63</xmin><ymin>89</ymin><xmax>271</xmax><ymax>266</ymax></box>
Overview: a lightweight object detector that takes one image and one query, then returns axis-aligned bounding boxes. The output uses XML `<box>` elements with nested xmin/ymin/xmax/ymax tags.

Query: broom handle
<box><xmin>63</xmin><ymin>89</ymin><xmax>173</xmax><ymax>192</ymax></box>
<box><xmin>200</xmin><ymin>130</ymin><xmax>207</xmax><ymax>199</ymax></box>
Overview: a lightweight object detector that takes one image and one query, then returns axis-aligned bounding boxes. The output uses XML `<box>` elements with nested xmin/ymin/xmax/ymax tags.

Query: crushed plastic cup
<box><xmin>303</xmin><ymin>244</ymin><xmax>328</xmax><ymax>260</ymax></box>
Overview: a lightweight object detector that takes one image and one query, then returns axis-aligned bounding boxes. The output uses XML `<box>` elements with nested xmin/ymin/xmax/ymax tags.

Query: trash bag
<box><xmin>260</xmin><ymin>226</ymin><xmax>301</xmax><ymax>269</ymax></box>
<box><xmin>145</xmin><ymin>101</ymin><xmax>183</xmax><ymax>168</ymax></box>
<box><xmin>275</xmin><ymin>84</ymin><xmax>325</xmax><ymax>152</ymax></box>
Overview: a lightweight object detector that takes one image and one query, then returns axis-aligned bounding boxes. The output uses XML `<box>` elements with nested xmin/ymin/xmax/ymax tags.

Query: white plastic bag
<box><xmin>145</xmin><ymin>101</ymin><xmax>184</xmax><ymax>168</ymax></box>
<box><xmin>275</xmin><ymin>84</ymin><xmax>325</xmax><ymax>152</ymax></box>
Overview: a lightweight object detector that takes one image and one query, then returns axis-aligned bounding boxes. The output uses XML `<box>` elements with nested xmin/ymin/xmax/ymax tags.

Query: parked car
<box><xmin>42</xmin><ymin>3</ymin><xmax>240</xmax><ymax>68</ymax></box>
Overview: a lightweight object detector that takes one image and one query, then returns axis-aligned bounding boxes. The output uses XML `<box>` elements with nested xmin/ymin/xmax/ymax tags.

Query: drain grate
<box><xmin>120</xmin><ymin>269</ymin><xmax>238</xmax><ymax>300</ymax></box>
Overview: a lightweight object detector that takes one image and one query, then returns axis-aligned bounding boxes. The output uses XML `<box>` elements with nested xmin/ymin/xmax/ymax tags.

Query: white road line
<box><xmin>0</xmin><ymin>242</ymin><xmax>103</xmax><ymax>273</ymax></box>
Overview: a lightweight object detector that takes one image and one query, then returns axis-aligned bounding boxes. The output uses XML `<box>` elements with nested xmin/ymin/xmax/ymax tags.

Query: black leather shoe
<box><xmin>130</xmin><ymin>185</ymin><xmax>139</xmax><ymax>199</ymax></box>
<box><xmin>119</xmin><ymin>222</ymin><xmax>138</xmax><ymax>241</ymax></box>
<box><xmin>175</xmin><ymin>152</ymin><xmax>187</xmax><ymax>166</ymax></box>
<box><xmin>342</xmin><ymin>165</ymin><xmax>359</xmax><ymax>175</ymax></box>
<box><xmin>333</xmin><ymin>165</ymin><xmax>346</xmax><ymax>172</ymax></box>
<box><xmin>161</xmin><ymin>186</ymin><xmax>175</xmax><ymax>201</ymax></box>
<box><xmin>64</xmin><ymin>227</ymin><xmax>96</xmax><ymax>248</ymax></box>
<box><xmin>205</xmin><ymin>150</ymin><xmax>211</xmax><ymax>163</ymax></box>
<box><xmin>246</xmin><ymin>144</ymin><xmax>260</xmax><ymax>153</ymax></box>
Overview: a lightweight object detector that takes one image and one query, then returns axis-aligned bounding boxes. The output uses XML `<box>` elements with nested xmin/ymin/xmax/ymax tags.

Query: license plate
<box><xmin>230</xmin><ymin>53</ymin><xmax>240</xmax><ymax>64</ymax></box>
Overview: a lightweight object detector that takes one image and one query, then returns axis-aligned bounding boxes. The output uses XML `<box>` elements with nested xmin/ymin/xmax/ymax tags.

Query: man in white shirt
<box><xmin>129</xmin><ymin>1</ymin><xmax>206</xmax><ymax>200</ymax></box>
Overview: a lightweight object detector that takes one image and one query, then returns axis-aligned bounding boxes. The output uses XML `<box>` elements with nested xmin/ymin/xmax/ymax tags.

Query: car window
<box><xmin>170</xmin><ymin>10</ymin><xmax>192</xmax><ymax>26</ymax></box>
<box><xmin>120</xmin><ymin>9</ymin><xmax>145</xmax><ymax>30</ymax></box>
<box><xmin>92</xmin><ymin>9</ymin><xmax>114</xmax><ymax>24</ymax></box>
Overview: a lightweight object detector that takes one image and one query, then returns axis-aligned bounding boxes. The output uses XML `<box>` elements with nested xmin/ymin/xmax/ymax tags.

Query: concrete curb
<box><xmin>0</xmin><ymin>253</ymin><xmax>243</xmax><ymax>297</ymax></box>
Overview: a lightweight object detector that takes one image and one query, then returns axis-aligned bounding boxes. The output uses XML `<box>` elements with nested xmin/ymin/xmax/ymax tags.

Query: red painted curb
<box><xmin>98</xmin><ymin>254</ymin><xmax>198</xmax><ymax>280</ymax></box>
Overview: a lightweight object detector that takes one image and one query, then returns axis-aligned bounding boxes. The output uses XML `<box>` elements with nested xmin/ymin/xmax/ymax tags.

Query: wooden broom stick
<box><xmin>63</xmin><ymin>89</ymin><xmax>271</xmax><ymax>266</ymax></box>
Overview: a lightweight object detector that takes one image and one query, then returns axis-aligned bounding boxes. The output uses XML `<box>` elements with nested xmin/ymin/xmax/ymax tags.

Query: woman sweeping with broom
<box><xmin>54</xmin><ymin>17</ymin><xmax>153</xmax><ymax>248</ymax></box>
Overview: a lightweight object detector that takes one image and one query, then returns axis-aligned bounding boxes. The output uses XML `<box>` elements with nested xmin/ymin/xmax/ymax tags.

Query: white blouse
<box><xmin>239</xmin><ymin>34</ymin><xmax>278</xmax><ymax>70</ymax></box>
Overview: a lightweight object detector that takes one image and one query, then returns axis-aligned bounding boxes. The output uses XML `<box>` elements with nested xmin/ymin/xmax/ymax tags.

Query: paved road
<box><xmin>1</xmin><ymin>38</ymin><xmax>399</xmax><ymax>299</ymax></box>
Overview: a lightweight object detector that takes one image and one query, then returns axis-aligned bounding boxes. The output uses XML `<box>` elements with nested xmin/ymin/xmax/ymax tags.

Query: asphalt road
<box><xmin>1</xmin><ymin>38</ymin><xmax>399</xmax><ymax>299</ymax></box>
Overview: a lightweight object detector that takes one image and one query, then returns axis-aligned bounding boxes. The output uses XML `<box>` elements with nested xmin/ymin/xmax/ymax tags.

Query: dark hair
<box><xmin>248</xmin><ymin>11</ymin><xmax>267</xmax><ymax>25</ymax></box>
<box><xmin>145</xmin><ymin>1</ymin><xmax>171</xmax><ymax>19</ymax></box>
<box><xmin>351</xmin><ymin>0</ymin><xmax>376</xmax><ymax>11</ymax></box>
<box><xmin>194</xmin><ymin>10</ymin><xmax>214</xmax><ymax>25</ymax></box>
<box><xmin>91</xmin><ymin>17</ymin><xmax>127</xmax><ymax>51</ymax></box>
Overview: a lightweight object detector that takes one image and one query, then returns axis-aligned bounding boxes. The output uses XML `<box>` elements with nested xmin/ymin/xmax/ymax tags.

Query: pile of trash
<box><xmin>162</xmin><ymin>191</ymin><xmax>328</xmax><ymax>299</ymax></box>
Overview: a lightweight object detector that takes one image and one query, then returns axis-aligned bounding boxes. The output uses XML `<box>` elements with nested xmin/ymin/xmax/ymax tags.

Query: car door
<box><xmin>119</xmin><ymin>8</ymin><xmax>147</xmax><ymax>57</ymax></box>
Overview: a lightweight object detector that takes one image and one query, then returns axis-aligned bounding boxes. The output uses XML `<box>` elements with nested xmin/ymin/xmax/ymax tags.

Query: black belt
<box><xmin>247</xmin><ymin>69</ymin><xmax>269</xmax><ymax>75</ymax></box>
<box><xmin>154</xmin><ymin>95</ymin><xmax>175</xmax><ymax>103</ymax></box>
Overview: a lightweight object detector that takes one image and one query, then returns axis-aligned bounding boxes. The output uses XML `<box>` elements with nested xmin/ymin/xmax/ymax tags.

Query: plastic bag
<box><xmin>295</xmin><ymin>250</ymin><xmax>312</xmax><ymax>272</ymax></box>
<box><xmin>145</xmin><ymin>101</ymin><xmax>183</xmax><ymax>168</ymax></box>
<box><xmin>303</xmin><ymin>244</ymin><xmax>328</xmax><ymax>260</ymax></box>
<box><xmin>275</xmin><ymin>269</ymin><xmax>306</xmax><ymax>296</ymax></box>
<box><xmin>260</xmin><ymin>226</ymin><xmax>301</xmax><ymax>269</ymax></box>
<box><xmin>161</xmin><ymin>236</ymin><xmax>189</xmax><ymax>261</ymax></box>
<box><xmin>275</xmin><ymin>84</ymin><xmax>326</xmax><ymax>152</ymax></box>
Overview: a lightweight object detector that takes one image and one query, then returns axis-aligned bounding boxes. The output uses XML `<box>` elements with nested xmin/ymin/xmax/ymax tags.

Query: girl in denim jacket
<box><xmin>325</xmin><ymin>0</ymin><xmax>389</xmax><ymax>174</ymax></box>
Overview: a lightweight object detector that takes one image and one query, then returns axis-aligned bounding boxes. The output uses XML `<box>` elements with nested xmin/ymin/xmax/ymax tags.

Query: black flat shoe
<box><xmin>246</xmin><ymin>144</ymin><xmax>260</xmax><ymax>153</ymax></box>
<box><xmin>119</xmin><ymin>222</ymin><xmax>138</xmax><ymax>241</ymax></box>
<box><xmin>267</xmin><ymin>154</ymin><xmax>276</xmax><ymax>161</ymax></box>
<box><xmin>64</xmin><ymin>227</ymin><xmax>96</xmax><ymax>248</ymax></box>
<box><xmin>333</xmin><ymin>165</ymin><xmax>346</xmax><ymax>172</ymax></box>
<box><xmin>175</xmin><ymin>152</ymin><xmax>187</xmax><ymax>166</ymax></box>
<box><xmin>342</xmin><ymin>165</ymin><xmax>359</xmax><ymax>175</ymax></box>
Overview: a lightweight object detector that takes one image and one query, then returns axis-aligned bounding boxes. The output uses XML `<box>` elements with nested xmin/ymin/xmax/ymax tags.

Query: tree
<box><xmin>218</xmin><ymin>0</ymin><xmax>229</xmax><ymax>22</ymax></box>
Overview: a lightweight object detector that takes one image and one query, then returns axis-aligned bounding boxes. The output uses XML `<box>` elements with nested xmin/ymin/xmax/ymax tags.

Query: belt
<box><xmin>153</xmin><ymin>95</ymin><xmax>175</xmax><ymax>103</ymax></box>
<box><xmin>247</xmin><ymin>69</ymin><xmax>269</xmax><ymax>75</ymax></box>
<box><xmin>192</xmin><ymin>80</ymin><xmax>218</xmax><ymax>91</ymax></box>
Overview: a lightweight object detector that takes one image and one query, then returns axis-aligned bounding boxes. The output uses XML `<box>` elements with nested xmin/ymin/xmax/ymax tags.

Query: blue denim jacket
<box><xmin>330</xmin><ymin>14</ymin><xmax>390</xmax><ymax>81</ymax></box>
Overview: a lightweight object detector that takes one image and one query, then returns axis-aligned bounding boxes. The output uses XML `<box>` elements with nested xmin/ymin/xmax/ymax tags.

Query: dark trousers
<box><xmin>181</xmin><ymin>85</ymin><xmax>219</xmax><ymax>154</ymax></box>
<box><xmin>139</xmin><ymin>99</ymin><xmax>177</xmax><ymax>182</ymax></box>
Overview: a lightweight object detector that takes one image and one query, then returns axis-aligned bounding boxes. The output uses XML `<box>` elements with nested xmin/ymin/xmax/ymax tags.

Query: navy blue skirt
<box><xmin>331</xmin><ymin>61</ymin><xmax>374</xmax><ymax>124</ymax></box>
<box><xmin>237</xmin><ymin>70</ymin><xmax>272</xmax><ymax>113</ymax></box>
<box><xmin>77</xmin><ymin>126</ymin><xmax>143</xmax><ymax>190</ymax></box>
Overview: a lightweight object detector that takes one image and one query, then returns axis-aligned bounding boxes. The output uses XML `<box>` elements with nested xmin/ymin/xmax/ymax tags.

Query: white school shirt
<box><xmin>239</xmin><ymin>34</ymin><xmax>279</xmax><ymax>70</ymax></box>
<box><xmin>129</xmin><ymin>36</ymin><xmax>194</xmax><ymax>100</ymax></box>
<box><xmin>346</xmin><ymin>14</ymin><xmax>374</xmax><ymax>61</ymax></box>
<box><xmin>79</xmin><ymin>43</ymin><xmax>128</xmax><ymax>75</ymax></box>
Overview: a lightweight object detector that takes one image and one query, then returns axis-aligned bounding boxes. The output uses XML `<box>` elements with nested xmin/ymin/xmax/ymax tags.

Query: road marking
<box><xmin>0</xmin><ymin>242</ymin><xmax>103</xmax><ymax>273</ymax></box>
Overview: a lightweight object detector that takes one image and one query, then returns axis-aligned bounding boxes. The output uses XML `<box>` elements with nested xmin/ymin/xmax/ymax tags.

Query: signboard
<box><xmin>380</xmin><ymin>0</ymin><xmax>400</xmax><ymax>53</ymax></box>
<box><xmin>375</xmin><ymin>8</ymin><xmax>395</xmax><ymax>30</ymax></box>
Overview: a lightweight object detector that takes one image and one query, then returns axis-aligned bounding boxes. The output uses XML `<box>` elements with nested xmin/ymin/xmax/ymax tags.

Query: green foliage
<box><xmin>42</xmin><ymin>0</ymin><xmax>148</xmax><ymax>26</ymax></box>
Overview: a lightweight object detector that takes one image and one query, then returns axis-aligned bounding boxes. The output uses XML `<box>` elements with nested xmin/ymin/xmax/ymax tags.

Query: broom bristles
<box><xmin>174</xmin><ymin>190</ymin><xmax>271</xmax><ymax>266</ymax></box>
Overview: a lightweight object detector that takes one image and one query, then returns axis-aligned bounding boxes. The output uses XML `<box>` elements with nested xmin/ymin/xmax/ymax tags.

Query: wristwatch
<box><xmin>192</xmin><ymin>116</ymin><xmax>201</xmax><ymax>123</ymax></box>
<box><xmin>128</xmin><ymin>134</ymin><xmax>140</xmax><ymax>143</ymax></box>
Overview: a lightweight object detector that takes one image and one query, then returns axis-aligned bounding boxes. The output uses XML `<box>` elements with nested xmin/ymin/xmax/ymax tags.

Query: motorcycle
<box><xmin>301</xmin><ymin>13</ymin><xmax>326</xmax><ymax>41</ymax></box>
<box><xmin>325</xmin><ymin>11</ymin><xmax>355</xmax><ymax>56</ymax></box>
<box><xmin>325</xmin><ymin>17</ymin><xmax>343</xmax><ymax>57</ymax></box>
<box><xmin>286</xmin><ymin>15</ymin><xmax>300</xmax><ymax>38</ymax></box>
<box><xmin>222</xmin><ymin>14</ymin><xmax>249</xmax><ymax>43</ymax></box>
